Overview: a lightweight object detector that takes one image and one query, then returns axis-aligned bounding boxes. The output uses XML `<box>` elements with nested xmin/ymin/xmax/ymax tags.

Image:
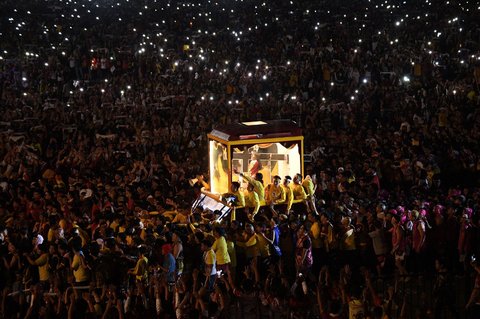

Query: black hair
<box><xmin>138</xmin><ymin>245</ymin><xmax>147</xmax><ymax>255</ymax></box>
<box><xmin>201</xmin><ymin>239</ymin><xmax>211</xmax><ymax>247</ymax></box>
<box><xmin>71</xmin><ymin>237</ymin><xmax>82</xmax><ymax>252</ymax></box>
<box><xmin>213</xmin><ymin>226</ymin><xmax>226</xmax><ymax>237</ymax></box>
<box><xmin>38</xmin><ymin>243</ymin><xmax>48</xmax><ymax>253</ymax></box>
<box><xmin>329</xmin><ymin>299</ymin><xmax>342</xmax><ymax>315</ymax></box>
<box><xmin>255</xmin><ymin>173</ymin><xmax>263</xmax><ymax>182</ymax></box>
<box><xmin>194</xmin><ymin>232</ymin><xmax>205</xmax><ymax>242</ymax></box>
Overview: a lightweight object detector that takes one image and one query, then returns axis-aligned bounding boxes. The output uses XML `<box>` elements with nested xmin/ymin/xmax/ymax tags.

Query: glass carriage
<box><xmin>207</xmin><ymin>120</ymin><xmax>304</xmax><ymax>195</ymax></box>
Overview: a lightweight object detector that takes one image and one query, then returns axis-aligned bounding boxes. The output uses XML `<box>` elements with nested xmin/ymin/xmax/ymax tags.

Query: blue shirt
<box><xmin>163</xmin><ymin>253</ymin><xmax>176</xmax><ymax>282</ymax></box>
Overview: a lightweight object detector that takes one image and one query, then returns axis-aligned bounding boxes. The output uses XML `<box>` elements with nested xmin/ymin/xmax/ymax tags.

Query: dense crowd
<box><xmin>1</xmin><ymin>0</ymin><xmax>480</xmax><ymax>318</ymax></box>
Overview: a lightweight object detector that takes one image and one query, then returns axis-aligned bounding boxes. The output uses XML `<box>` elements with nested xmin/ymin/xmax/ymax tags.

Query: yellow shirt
<box><xmin>226</xmin><ymin>240</ymin><xmax>236</xmax><ymax>268</ymax></box>
<box><xmin>256</xmin><ymin>234</ymin><xmax>271</xmax><ymax>258</ymax></box>
<box><xmin>35</xmin><ymin>253</ymin><xmax>50</xmax><ymax>281</ymax></box>
<box><xmin>77</xmin><ymin>227</ymin><xmax>89</xmax><ymax>247</ymax></box>
<box><xmin>212</xmin><ymin>236</ymin><xmax>231</xmax><ymax>265</ymax></box>
<box><xmin>289</xmin><ymin>74</ymin><xmax>298</xmax><ymax>87</ymax></box>
<box><xmin>292</xmin><ymin>183</ymin><xmax>307</xmax><ymax>200</ymax></box>
<box><xmin>238</xmin><ymin>234</ymin><xmax>260</xmax><ymax>258</ymax></box>
<box><xmin>243</xmin><ymin>175</ymin><xmax>265</xmax><ymax>203</ymax></box>
<box><xmin>475</xmin><ymin>66</ymin><xmax>480</xmax><ymax>84</ymax></box>
<box><xmin>172</xmin><ymin>212</ymin><xmax>189</xmax><ymax>224</ymax></box>
<box><xmin>110</xmin><ymin>220</ymin><xmax>119</xmax><ymax>231</ymax></box>
<box><xmin>413</xmin><ymin>63</ymin><xmax>422</xmax><ymax>76</ymax></box>
<box><xmin>204</xmin><ymin>249</ymin><xmax>215</xmax><ymax>266</ymax></box>
<box><xmin>322</xmin><ymin>67</ymin><xmax>331</xmax><ymax>81</ymax></box>
<box><xmin>302</xmin><ymin>179</ymin><xmax>315</xmax><ymax>198</ymax></box>
<box><xmin>265</xmin><ymin>184</ymin><xmax>286</xmax><ymax>204</ymax></box>
<box><xmin>244</xmin><ymin>190</ymin><xmax>260</xmax><ymax>215</ymax></box>
<box><xmin>47</xmin><ymin>228</ymin><xmax>55</xmax><ymax>242</ymax></box>
<box><xmin>438</xmin><ymin>111</ymin><xmax>447</xmax><ymax>127</ymax></box>
<box><xmin>321</xmin><ymin>224</ymin><xmax>335</xmax><ymax>252</ymax></box>
<box><xmin>133</xmin><ymin>256</ymin><xmax>149</xmax><ymax>281</ymax></box>
<box><xmin>310</xmin><ymin>222</ymin><xmax>322</xmax><ymax>249</ymax></box>
<box><xmin>233</xmin><ymin>190</ymin><xmax>245</xmax><ymax>207</ymax></box>
<box><xmin>343</xmin><ymin>229</ymin><xmax>356</xmax><ymax>251</ymax></box>
<box><xmin>282</xmin><ymin>184</ymin><xmax>294</xmax><ymax>211</ymax></box>
<box><xmin>72</xmin><ymin>254</ymin><xmax>89</xmax><ymax>283</ymax></box>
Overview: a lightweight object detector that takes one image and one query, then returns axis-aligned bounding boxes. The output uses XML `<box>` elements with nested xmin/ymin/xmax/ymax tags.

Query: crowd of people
<box><xmin>1</xmin><ymin>0</ymin><xmax>480</xmax><ymax>318</ymax></box>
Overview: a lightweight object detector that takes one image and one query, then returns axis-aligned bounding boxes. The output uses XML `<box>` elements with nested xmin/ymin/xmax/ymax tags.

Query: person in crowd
<box><xmin>211</xmin><ymin>226</ymin><xmax>232</xmax><ymax>286</ymax></box>
<box><xmin>24</xmin><ymin>243</ymin><xmax>50</xmax><ymax>289</ymax></box>
<box><xmin>410</xmin><ymin>210</ymin><xmax>427</xmax><ymax>273</ymax></box>
<box><xmin>244</xmin><ymin>182</ymin><xmax>261</xmax><ymax>222</ymax></box>
<box><xmin>265</xmin><ymin>175</ymin><xmax>286</xmax><ymax>217</ymax></box>
<box><xmin>281</xmin><ymin>176</ymin><xmax>294</xmax><ymax>214</ymax></box>
<box><xmin>70</xmin><ymin>241</ymin><xmax>90</xmax><ymax>286</ymax></box>
<box><xmin>172</xmin><ymin>231</ymin><xmax>184</xmax><ymax>277</ymax></box>
<box><xmin>302</xmin><ymin>174</ymin><xmax>318</xmax><ymax>214</ymax></box>
<box><xmin>201</xmin><ymin>239</ymin><xmax>217</xmax><ymax>292</ymax></box>
<box><xmin>237</xmin><ymin>170</ymin><xmax>265</xmax><ymax>205</ymax></box>
<box><xmin>390</xmin><ymin>213</ymin><xmax>408</xmax><ymax>277</ymax></box>
<box><xmin>295</xmin><ymin>224</ymin><xmax>313</xmax><ymax>277</ymax></box>
<box><xmin>292</xmin><ymin>174</ymin><xmax>307</xmax><ymax>203</ymax></box>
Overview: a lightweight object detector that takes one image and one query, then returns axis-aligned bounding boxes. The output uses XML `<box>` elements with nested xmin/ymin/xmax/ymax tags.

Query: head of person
<box><xmin>308</xmin><ymin>212</ymin><xmax>319</xmax><ymax>223</ymax></box>
<box><xmin>273</xmin><ymin>175</ymin><xmax>281</xmax><ymax>186</ymax></box>
<box><xmin>194</xmin><ymin>231</ymin><xmax>205</xmax><ymax>244</ymax></box>
<box><xmin>391</xmin><ymin>214</ymin><xmax>401</xmax><ymax>225</ymax></box>
<box><xmin>410</xmin><ymin>210</ymin><xmax>420</xmax><ymax>221</ymax></box>
<box><xmin>293</xmin><ymin>173</ymin><xmax>302</xmax><ymax>184</ymax></box>
<box><xmin>283</xmin><ymin>176</ymin><xmax>292</xmax><ymax>186</ymax></box>
<box><xmin>341</xmin><ymin>216</ymin><xmax>351</xmax><ymax>228</ymax></box>
<box><xmin>289</xmin><ymin>220</ymin><xmax>299</xmax><ymax>231</ymax></box>
<box><xmin>296</xmin><ymin>224</ymin><xmax>307</xmax><ymax>238</ymax></box>
<box><xmin>247</xmin><ymin>183</ymin><xmax>255</xmax><ymax>192</ymax></box>
<box><xmin>255</xmin><ymin>173</ymin><xmax>263</xmax><ymax>183</ymax></box>
<box><xmin>270</xmin><ymin>217</ymin><xmax>278</xmax><ymax>228</ymax></box>
<box><xmin>172</xmin><ymin>231</ymin><xmax>181</xmax><ymax>242</ymax></box>
<box><xmin>138</xmin><ymin>245</ymin><xmax>147</xmax><ymax>257</ymax></box>
<box><xmin>213</xmin><ymin>226</ymin><xmax>225</xmax><ymax>239</ymax></box>
<box><xmin>328</xmin><ymin>299</ymin><xmax>342</xmax><ymax>317</ymax></box>
<box><xmin>161</xmin><ymin>243</ymin><xmax>172</xmax><ymax>256</ymax></box>
<box><xmin>245</xmin><ymin>223</ymin><xmax>255</xmax><ymax>235</ymax></box>
<box><xmin>7</xmin><ymin>241</ymin><xmax>17</xmax><ymax>254</ymax></box>
<box><xmin>254</xmin><ymin>222</ymin><xmax>267</xmax><ymax>233</ymax></box>
<box><xmin>231</xmin><ymin>181</ymin><xmax>240</xmax><ymax>192</ymax></box>
<box><xmin>435</xmin><ymin>257</ymin><xmax>447</xmax><ymax>272</ymax></box>
<box><xmin>37</xmin><ymin>243</ymin><xmax>49</xmax><ymax>254</ymax></box>
<box><xmin>200</xmin><ymin>239</ymin><xmax>211</xmax><ymax>251</ymax></box>
<box><xmin>320</xmin><ymin>213</ymin><xmax>330</xmax><ymax>224</ymax></box>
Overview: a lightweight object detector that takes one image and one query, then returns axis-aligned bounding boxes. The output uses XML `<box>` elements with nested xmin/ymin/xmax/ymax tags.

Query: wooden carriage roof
<box><xmin>209</xmin><ymin>120</ymin><xmax>302</xmax><ymax>142</ymax></box>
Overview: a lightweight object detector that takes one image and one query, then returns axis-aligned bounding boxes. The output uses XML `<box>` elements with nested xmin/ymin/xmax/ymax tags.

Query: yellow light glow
<box><xmin>242</xmin><ymin>121</ymin><xmax>267</xmax><ymax>126</ymax></box>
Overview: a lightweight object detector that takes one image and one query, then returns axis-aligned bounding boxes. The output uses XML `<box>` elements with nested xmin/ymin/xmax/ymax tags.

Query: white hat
<box><xmin>79</xmin><ymin>189</ymin><xmax>93</xmax><ymax>199</ymax></box>
<box><xmin>35</xmin><ymin>234</ymin><xmax>44</xmax><ymax>246</ymax></box>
